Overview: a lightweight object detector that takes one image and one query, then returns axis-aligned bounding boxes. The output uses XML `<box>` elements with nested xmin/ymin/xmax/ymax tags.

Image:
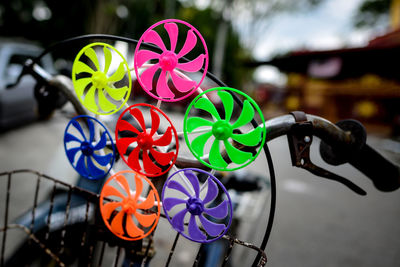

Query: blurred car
<box><xmin>0</xmin><ymin>38</ymin><xmax>55</xmax><ymax>129</ymax></box>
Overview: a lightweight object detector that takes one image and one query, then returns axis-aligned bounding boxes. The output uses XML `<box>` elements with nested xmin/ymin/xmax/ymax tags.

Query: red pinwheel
<box><xmin>100</xmin><ymin>170</ymin><xmax>161</xmax><ymax>241</ymax></box>
<box><xmin>115</xmin><ymin>103</ymin><xmax>179</xmax><ymax>177</ymax></box>
<box><xmin>134</xmin><ymin>19</ymin><xmax>209</xmax><ymax>102</ymax></box>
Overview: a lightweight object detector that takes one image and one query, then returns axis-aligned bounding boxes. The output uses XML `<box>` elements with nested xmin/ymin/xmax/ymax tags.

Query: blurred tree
<box><xmin>353</xmin><ymin>0</ymin><xmax>391</xmax><ymax>30</ymax></box>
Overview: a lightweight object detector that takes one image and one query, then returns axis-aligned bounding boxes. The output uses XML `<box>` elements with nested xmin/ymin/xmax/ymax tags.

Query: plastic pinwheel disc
<box><xmin>162</xmin><ymin>168</ymin><xmax>233</xmax><ymax>243</ymax></box>
<box><xmin>64</xmin><ymin>115</ymin><xmax>115</xmax><ymax>180</ymax></box>
<box><xmin>100</xmin><ymin>170</ymin><xmax>161</xmax><ymax>241</ymax></box>
<box><xmin>115</xmin><ymin>103</ymin><xmax>179</xmax><ymax>177</ymax></box>
<box><xmin>134</xmin><ymin>19</ymin><xmax>209</xmax><ymax>102</ymax></box>
<box><xmin>183</xmin><ymin>87</ymin><xmax>266</xmax><ymax>171</ymax></box>
<box><xmin>72</xmin><ymin>42</ymin><xmax>131</xmax><ymax>115</ymax></box>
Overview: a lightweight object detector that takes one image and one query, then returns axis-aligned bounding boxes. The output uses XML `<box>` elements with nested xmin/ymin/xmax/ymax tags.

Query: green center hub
<box><xmin>92</xmin><ymin>71</ymin><xmax>108</xmax><ymax>89</ymax></box>
<box><xmin>212</xmin><ymin>120</ymin><xmax>232</xmax><ymax>140</ymax></box>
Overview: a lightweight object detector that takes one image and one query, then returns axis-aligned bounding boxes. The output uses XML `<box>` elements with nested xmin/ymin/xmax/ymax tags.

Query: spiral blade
<box><xmin>87</xmin><ymin>157</ymin><xmax>105</xmax><ymax>177</ymax></box>
<box><xmin>199</xmin><ymin>214</ymin><xmax>226</xmax><ymax>237</ymax></box>
<box><xmin>170</xmin><ymin>71</ymin><xmax>196</xmax><ymax>93</ymax></box>
<box><xmin>143</xmin><ymin>30</ymin><xmax>167</xmax><ymax>52</ymax></box>
<box><xmin>231</xmin><ymin>127</ymin><xmax>262</xmax><ymax>147</ymax></box>
<box><xmin>209</xmin><ymin>139</ymin><xmax>228</xmax><ymax>168</ymax></box>
<box><xmin>224</xmin><ymin>140</ymin><xmax>252</xmax><ymax>165</ymax></box>
<box><xmin>114</xmin><ymin>174</ymin><xmax>132</xmax><ymax>197</ymax></box>
<box><xmin>74</xmin><ymin>77</ymin><xmax>92</xmax><ymax>97</ymax></box>
<box><xmin>66</xmin><ymin>147</ymin><xmax>81</xmax><ymax>163</ymax></box>
<box><xmin>133</xmin><ymin>174</ymin><xmax>143</xmax><ymax>201</ymax></box>
<box><xmin>194</xmin><ymin>98</ymin><xmax>221</xmax><ymax>120</ymax></box>
<box><xmin>202</xmin><ymin>178</ymin><xmax>218</xmax><ymax>204</ymax></box>
<box><xmin>108</xmin><ymin>62</ymin><xmax>126</xmax><ymax>83</ymax></box>
<box><xmin>188</xmin><ymin>214</ymin><xmax>206</xmax><ymax>241</ymax></box>
<box><xmin>71</xmin><ymin>120</ymin><xmax>86</xmax><ymax>141</ymax></box>
<box><xmin>75</xmin><ymin>61</ymin><xmax>95</xmax><ymax>75</ymax></box>
<box><xmin>126</xmin><ymin>214</ymin><xmax>144</xmax><ymax>237</ymax></box>
<box><xmin>186</xmin><ymin>117</ymin><xmax>213</xmax><ymax>132</ymax></box>
<box><xmin>163</xmin><ymin>197</ymin><xmax>186</xmax><ymax>211</ymax></box>
<box><xmin>143</xmin><ymin>151</ymin><xmax>161</xmax><ymax>174</ymax></box>
<box><xmin>204</xmin><ymin>200</ymin><xmax>228</xmax><ymax>219</ymax></box>
<box><xmin>130</xmin><ymin>108</ymin><xmax>146</xmax><ymax>132</ymax></box>
<box><xmin>127</xmin><ymin>146</ymin><xmax>141</xmax><ymax>171</ymax></box>
<box><xmin>156</xmin><ymin>70</ymin><xmax>175</xmax><ymax>98</ymax></box>
<box><xmin>75</xmin><ymin>154</ymin><xmax>88</xmax><ymax>176</ymax></box>
<box><xmin>105</xmin><ymin>85</ymin><xmax>128</xmax><ymax>101</ymax></box>
<box><xmin>177</xmin><ymin>30</ymin><xmax>197</xmax><ymax>58</ymax></box>
<box><xmin>191</xmin><ymin>131</ymin><xmax>213</xmax><ymax>157</ymax></box>
<box><xmin>140</xmin><ymin>64</ymin><xmax>159</xmax><ymax>90</ymax></box>
<box><xmin>165</xmin><ymin>22</ymin><xmax>178</xmax><ymax>52</ymax></box>
<box><xmin>136</xmin><ymin>190</ymin><xmax>155</xmax><ymax>210</ymax></box>
<box><xmin>168</xmin><ymin>180</ymin><xmax>191</xmax><ymax>197</ymax></box>
<box><xmin>218</xmin><ymin>91</ymin><xmax>234</xmax><ymax>121</ymax></box>
<box><xmin>102</xmin><ymin>201</ymin><xmax>122</xmax><ymax>220</ymax></box>
<box><xmin>87</xmin><ymin>118</ymin><xmax>95</xmax><ymax>143</ymax></box>
<box><xmin>171</xmin><ymin>208</ymin><xmax>188</xmax><ymax>232</ymax></box>
<box><xmin>136</xmin><ymin>49</ymin><xmax>160</xmax><ymax>68</ymax></box>
<box><xmin>184</xmin><ymin>170</ymin><xmax>200</xmax><ymax>197</ymax></box>
<box><xmin>149</xmin><ymin>108</ymin><xmax>160</xmax><ymax>136</ymax></box>
<box><xmin>92</xmin><ymin>153</ymin><xmax>112</xmax><ymax>167</ymax></box>
<box><xmin>93</xmin><ymin>131</ymin><xmax>107</xmax><ymax>150</ymax></box>
<box><xmin>135</xmin><ymin>212</ymin><xmax>157</xmax><ymax>227</ymax></box>
<box><xmin>83</xmin><ymin>86</ymin><xmax>98</xmax><ymax>112</ymax></box>
<box><xmin>117</xmin><ymin>137</ymin><xmax>137</xmax><ymax>154</ymax></box>
<box><xmin>149</xmin><ymin>148</ymin><xmax>174</xmax><ymax>166</ymax></box>
<box><xmin>84</xmin><ymin>47</ymin><xmax>100</xmax><ymax>71</ymax></box>
<box><xmin>153</xmin><ymin>127</ymin><xmax>173</xmax><ymax>146</ymax></box>
<box><xmin>117</xmin><ymin>120</ymin><xmax>141</xmax><ymax>135</ymax></box>
<box><xmin>98</xmin><ymin>89</ymin><xmax>116</xmax><ymax>112</ymax></box>
<box><xmin>176</xmin><ymin>54</ymin><xmax>205</xmax><ymax>73</ymax></box>
<box><xmin>102</xmin><ymin>185</ymin><xmax>126</xmax><ymax>199</ymax></box>
<box><xmin>103</xmin><ymin>46</ymin><xmax>112</xmax><ymax>74</ymax></box>
<box><xmin>232</xmin><ymin>100</ymin><xmax>254</xmax><ymax>129</ymax></box>
<box><xmin>110</xmin><ymin>210</ymin><xmax>124</xmax><ymax>235</ymax></box>
<box><xmin>65</xmin><ymin>133</ymin><xmax>82</xmax><ymax>144</ymax></box>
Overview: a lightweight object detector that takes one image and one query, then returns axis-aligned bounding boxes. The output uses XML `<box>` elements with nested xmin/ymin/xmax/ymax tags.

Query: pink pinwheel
<box><xmin>134</xmin><ymin>19</ymin><xmax>209</xmax><ymax>102</ymax></box>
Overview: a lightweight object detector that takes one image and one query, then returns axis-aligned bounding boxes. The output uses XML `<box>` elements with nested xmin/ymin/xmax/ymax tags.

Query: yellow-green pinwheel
<box><xmin>72</xmin><ymin>42</ymin><xmax>131</xmax><ymax>115</ymax></box>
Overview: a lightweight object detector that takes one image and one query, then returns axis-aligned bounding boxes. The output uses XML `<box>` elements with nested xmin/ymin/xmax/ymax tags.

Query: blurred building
<box><xmin>255</xmin><ymin>1</ymin><xmax>400</xmax><ymax>136</ymax></box>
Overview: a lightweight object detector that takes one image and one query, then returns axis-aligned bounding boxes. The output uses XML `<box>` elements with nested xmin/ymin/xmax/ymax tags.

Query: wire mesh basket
<box><xmin>0</xmin><ymin>170</ymin><xmax>267</xmax><ymax>267</ymax></box>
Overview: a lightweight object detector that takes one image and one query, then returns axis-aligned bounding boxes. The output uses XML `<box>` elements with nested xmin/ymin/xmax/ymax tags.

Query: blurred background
<box><xmin>1</xmin><ymin>0</ymin><xmax>400</xmax><ymax>137</ymax></box>
<box><xmin>1</xmin><ymin>0</ymin><xmax>400</xmax><ymax>267</ymax></box>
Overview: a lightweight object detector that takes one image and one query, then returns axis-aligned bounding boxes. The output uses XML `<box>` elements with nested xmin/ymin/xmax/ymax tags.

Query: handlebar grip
<box><xmin>349</xmin><ymin>144</ymin><xmax>400</xmax><ymax>192</ymax></box>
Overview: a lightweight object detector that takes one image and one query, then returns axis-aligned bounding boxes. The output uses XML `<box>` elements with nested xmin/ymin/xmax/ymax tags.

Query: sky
<box><xmin>249</xmin><ymin>0</ymin><xmax>386</xmax><ymax>84</ymax></box>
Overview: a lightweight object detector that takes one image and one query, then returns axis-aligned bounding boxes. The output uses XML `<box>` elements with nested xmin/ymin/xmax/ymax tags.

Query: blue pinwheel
<box><xmin>64</xmin><ymin>115</ymin><xmax>115</xmax><ymax>180</ymax></box>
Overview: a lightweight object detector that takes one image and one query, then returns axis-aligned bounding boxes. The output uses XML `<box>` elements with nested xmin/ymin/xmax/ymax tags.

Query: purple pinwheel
<box><xmin>134</xmin><ymin>19</ymin><xmax>209</xmax><ymax>102</ymax></box>
<box><xmin>162</xmin><ymin>168</ymin><xmax>232</xmax><ymax>243</ymax></box>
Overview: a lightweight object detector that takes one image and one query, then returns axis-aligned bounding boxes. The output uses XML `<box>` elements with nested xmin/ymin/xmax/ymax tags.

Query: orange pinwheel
<box><xmin>100</xmin><ymin>170</ymin><xmax>160</xmax><ymax>240</ymax></box>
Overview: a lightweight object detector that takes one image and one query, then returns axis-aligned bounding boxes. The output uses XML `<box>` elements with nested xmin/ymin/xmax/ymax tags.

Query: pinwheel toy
<box><xmin>134</xmin><ymin>19</ymin><xmax>209</xmax><ymax>102</ymax></box>
<box><xmin>183</xmin><ymin>87</ymin><xmax>266</xmax><ymax>171</ymax></box>
<box><xmin>115</xmin><ymin>103</ymin><xmax>179</xmax><ymax>177</ymax></box>
<box><xmin>100</xmin><ymin>170</ymin><xmax>161</xmax><ymax>240</ymax></box>
<box><xmin>72</xmin><ymin>42</ymin><xmax>131</xmax><ymax>115</ymax></box>
<box><xmin>162</xmin><ymin>168</ymin><xmax>232</xmax><ymax>243</ymax></box>
<box><xmin>64</xmin><ymin>115</ymin><xmax>115</xmax><ymax>180</ymax></box>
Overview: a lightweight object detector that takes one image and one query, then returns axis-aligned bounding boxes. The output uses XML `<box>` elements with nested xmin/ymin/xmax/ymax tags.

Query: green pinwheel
<box><xmin>72</xmin><ymin>42</ymin><xmax>131</xmax><ymax>115</ymax></box>
<box><xmin>183</xmin><ymin>87</ymin><xmax>266</xmax><ymax>171</ymax></box>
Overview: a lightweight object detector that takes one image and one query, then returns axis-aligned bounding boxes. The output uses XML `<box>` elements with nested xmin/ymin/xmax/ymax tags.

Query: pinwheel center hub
<box><xmin>80</xmin><ymin>141</ymin><xmax>93</xmax><ymax>156</ymax></box>
<box><xmin>186</xmin><ymin>197</ymin><xmax>204</xmax><ymax>215</ymax></box>
<box><xmin>137</xmin><ymin>133</ymin><xmax>153</xmax><ymax>149</ymax></box>
<box><xmin>122</xmin><ymin>198</ymin><xmax>137</xmax><ymax>214</ymax></box>
<box><xmin>159</xmin><ymin>51</ymin><xmax>177</xmax><ymax>71</ymax></box>
<box><xmin>92</xmin><ymin>71</ymin><xmax>108</xmax><ymax>89</ymax></box>
<box><xmin>212</xmin><ymin>121</ymin><xmax>232</xmax><ymax>140</ymax></box>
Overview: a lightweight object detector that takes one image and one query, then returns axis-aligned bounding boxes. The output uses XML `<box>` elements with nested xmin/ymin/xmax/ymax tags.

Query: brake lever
<box><xmin>287</xmin><ymin>111</ymin><xmax>366</xmax><ymax>195</ymax></box>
